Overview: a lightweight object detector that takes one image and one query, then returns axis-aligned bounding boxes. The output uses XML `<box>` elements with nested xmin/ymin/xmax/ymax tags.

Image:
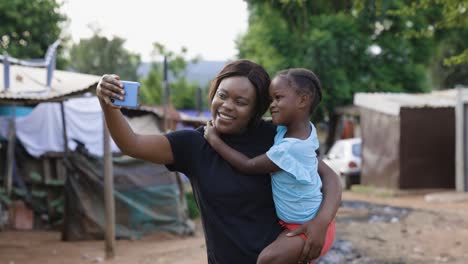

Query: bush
<box><xmin>185</xmin><ymin>192</ymin><xmax>199</xmax><ymax>219</ymax></box>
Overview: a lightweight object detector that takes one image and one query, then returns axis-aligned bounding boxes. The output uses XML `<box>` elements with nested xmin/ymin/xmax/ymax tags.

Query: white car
<box><xmin>322</xmin><ymin>138</ymin><xmax>362</xmax><ymax>189</ymax></box>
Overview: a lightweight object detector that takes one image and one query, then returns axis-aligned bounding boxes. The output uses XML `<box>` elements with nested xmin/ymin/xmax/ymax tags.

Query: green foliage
<box><xmin>29</xmin><ymin>171</ymin><xmax>42</xmax><ymax>183</ymax></box>
<box><xmin>430</xmin><ymin>29</ymin><xmax>468</xmax><ymax>88</ymax></box>
<box><xmin>13</xmin><ymin>187</ymin><xmax>28</xmax><ymax>197</ymax></box>
<box><xmin>0</xmin><ymin>0</ymin><xmax>67</xmax><ymax>68</ymax></box>
<box><xmin>385</xmin><ymin>0</ymin><xmax>467</xmax><ymax>30</ymax></box>
<box><xmin>170</xmin><ymin>79</ymin><xmax>199</xmax><ymax>110</ymax></box>
<box><xmin>237</xmin><ymin>4</ymin><xmax>290</xmax><ymax>73</ymax></box>
<box><xmin>69</xmin><ymin>33</ymin><xmax>141</xmax><ymax>80</ymax></box>
<box><xmin>354</xmin><ymin>0</ymin><xmax>467</xmax><ymax>87</ymax></box>
<box><xmin>444</xmin><ymin>49</ymin><xmax>468</xmax><ymax>66</ymax></box>
<box><xmin>369</xmin><ymin>0</ymin><xmax>467</xmax><ymax>65</ymax></box>
<box><xmin>140</xmin><ymin>42</ymin><xmax>201</xmax><ymax>109</ymax></box>
<box><xmin>185</xmin><ymin>192</ymin><xmax>199</xmax><ymax>219</ymax></box>
<box><xmin>0</xmin><ymin>188</ymin><xmax>12</xmax><ymax>205</ymax></box>
<box><xmin>238</xmin><ymin>0</ymin><xmax>429</xmax><ymax>121</ymax></box>
<box><xmin>141</xmin><ymin>67</ymin><xmax>163</xmax><ymax>105</ymax></box>
<box><xmin>0</xmin><ymin>0</ymin><xmax>66</xmax><ymax>57</ymax></box>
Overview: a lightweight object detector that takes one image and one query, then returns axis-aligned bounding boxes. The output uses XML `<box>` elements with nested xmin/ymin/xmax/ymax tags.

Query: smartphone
<box><xmin>112</xmin><ymin>81</ymin><xmax>140</xmax><ymax>108</ymax></box>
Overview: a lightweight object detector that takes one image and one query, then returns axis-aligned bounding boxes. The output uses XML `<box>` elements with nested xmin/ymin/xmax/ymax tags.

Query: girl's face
<box><xmin>210</xmin><ymin>76</ymin><xmax>257</xmax><ymax>134</ymax></box>
<box><xmin>269</xmin><ymin>76</ymin><xmax>301</xmax><ymax>126</ymax></box>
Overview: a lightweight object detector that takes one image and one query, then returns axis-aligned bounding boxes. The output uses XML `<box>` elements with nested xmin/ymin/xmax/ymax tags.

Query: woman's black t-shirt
<box><xmin>165</xmin><ymin>121</ymin><xmax>283</xmax><ymax>264</ymax></box>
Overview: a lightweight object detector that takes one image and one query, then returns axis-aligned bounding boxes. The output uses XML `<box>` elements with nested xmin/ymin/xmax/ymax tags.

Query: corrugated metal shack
<box><xmin>0</xmin><ymin>61</ymin><xmax>100</xmax><ymax>194</ymax></box>
<box><xmin>354</xmin><ymin>89</ymin><xmax>468</xmax><ymax>190</ymax></box>
<box><xmin>0</xmin><ymin>56</ymin><xmax>101</xmax><ymax>227</ymax></box>
<box><xmin>0</xmin><ymin>53</ymin><xmax>206</xmax><ymax>233</ymax></box>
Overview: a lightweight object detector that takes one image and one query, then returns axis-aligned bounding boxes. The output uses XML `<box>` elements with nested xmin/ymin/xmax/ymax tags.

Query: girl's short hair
<box><xmin>208</xmin><ymin>59</ymin><xmax>271</xmax><ymax>129</ymax></box>
<box><xmin>276</xmin><ymin>68</ymin><xmax>322</xmax><ymax>114</ymax></box>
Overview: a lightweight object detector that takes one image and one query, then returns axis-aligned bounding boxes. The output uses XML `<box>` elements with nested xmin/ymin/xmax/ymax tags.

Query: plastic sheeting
<box><xmin>0</xmin><ymin>96</ymin><xmax>163</xmax><ymax>158</ymax></box>
<box><xmin>0</xmin><ymin>96</ymin><xmax>120</xmax><ymax>157</ymax></box>
<box><xmin>62</xmin><ymin>144</ymin><xmax>195</xmax><ymax>241</ymax></box>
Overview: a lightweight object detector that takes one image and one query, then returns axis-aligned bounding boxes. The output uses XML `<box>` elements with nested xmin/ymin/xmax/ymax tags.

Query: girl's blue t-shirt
<box><xmin>266</xmin><ymin>122</ymin><xmax>323</xmax><ymax>224</ymax></box>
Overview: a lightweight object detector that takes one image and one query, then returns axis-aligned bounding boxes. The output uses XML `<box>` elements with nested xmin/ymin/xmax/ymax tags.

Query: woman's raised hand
<box><xmin>96</xmin><ymin>74</ymin><xmax>124</xmax><ymax>109</ymax></box>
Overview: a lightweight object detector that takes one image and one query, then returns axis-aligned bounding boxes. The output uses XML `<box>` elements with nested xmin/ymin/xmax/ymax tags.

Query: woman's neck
<box><xmin>219</xmin><ymin>125</ymin><xmax>251</xmax><ymax>139</ymax></box>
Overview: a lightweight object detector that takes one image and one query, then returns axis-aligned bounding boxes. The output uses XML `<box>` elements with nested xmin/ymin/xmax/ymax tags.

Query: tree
<box><xmin>369</xmin><ymin>0</ymin><xmax>467</xmax><ymax>65</ymax></box>
<box><xmin>140</xmin><ymin>65</ymin><xmax>164</xmax><ymax>105</ymax></box>
<box><xmin>0</xmin><ymin>0</ymin><xmax>67</xmax><ymax>67</ymax></box>
<box><xmin>140</xmin><ymin>42</ymin><xmax>201</xmax><ymax>109</ymax></box>
<box><xmin>429</xmin><ymin>30</ymin><xmax>468</xmax><ymax>88</ymax></box>
<box><xmin>238</xmin><ymin>0</ymin><xmax>429</xmax><ymax>112</ymax></box>
<box><xmin>238</xmin><ymin>0</ymin><xmax>434</xmax><ymax>149</ymax></box>
<box><xmin>68</xmin><ymin>32</ymin><xmax>141</xmax><ymax>80</ymax></box>
<box><xmin>355</xmin><ymin>0</ymin><xmax>468</xmax><ymax>87</ymax></box>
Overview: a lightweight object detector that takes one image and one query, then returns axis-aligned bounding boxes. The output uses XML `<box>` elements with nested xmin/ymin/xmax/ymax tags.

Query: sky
<box><xmin>59</xmin><ymin>0</ymin><xmax>249</xmax><ymax>62</ymax></box>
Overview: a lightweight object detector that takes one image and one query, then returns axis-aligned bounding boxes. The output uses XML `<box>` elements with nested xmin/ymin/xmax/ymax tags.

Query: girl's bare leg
<box><xmin>257</xmin><ymin>229</ymin><xmax>304</xmax><ymax>264</ymax></box>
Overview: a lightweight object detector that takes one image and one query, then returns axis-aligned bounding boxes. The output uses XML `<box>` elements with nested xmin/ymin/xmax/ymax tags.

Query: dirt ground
<box><xmin>1</xmin><ymin>189</ymin><xmax>468</xmax><ymax>264</ymax></box>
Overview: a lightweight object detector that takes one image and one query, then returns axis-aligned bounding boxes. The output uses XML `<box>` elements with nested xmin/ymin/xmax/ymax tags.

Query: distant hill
<box><xmin>137</xmin><ymin>60</ymin><xmax>227</xmax><ymax>88</ymax></box>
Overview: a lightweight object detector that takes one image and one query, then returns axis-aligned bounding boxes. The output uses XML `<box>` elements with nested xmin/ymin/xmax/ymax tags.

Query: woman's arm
<box><xmin>204</xmin><ymin>122</ymin><xmax>280</xmax><ymax>174</ymax></box>
<box><xmin>313</xmin><ymin>161</ymin><xmax>342</xmax><ymax>224</ymax></box>
<box><xmin>97</xmin><ymin>74</ymin><xmax>174</xmax><ymax>164</ymax></box>
<box><xmin>286</xmin><ymin>160</ymin><xmax>342</xmax><ymax>263</ymax></box>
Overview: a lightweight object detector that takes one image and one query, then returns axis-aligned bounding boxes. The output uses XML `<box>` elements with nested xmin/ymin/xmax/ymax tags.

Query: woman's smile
<box><xmin>217</xmin><ymin>111</ymin><xmax>235</xmax><ymax>121</ymax></box>
<box><xmin>211</xmin><ymin>76</ymin><xmax>256</xmax><ymax>134</ymax></box>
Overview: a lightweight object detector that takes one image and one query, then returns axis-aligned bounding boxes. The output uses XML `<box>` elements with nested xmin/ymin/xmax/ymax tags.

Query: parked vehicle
<box><xmin>322</xmin><ymin>138</ymin><xmax>362</xmax><ymax>190</ymax></box>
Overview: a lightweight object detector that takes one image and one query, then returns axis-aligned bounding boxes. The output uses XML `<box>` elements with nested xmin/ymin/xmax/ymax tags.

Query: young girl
<box><xmin>204</xmin><ymin>68</ymin><xmax>336</xmax><ymax>264</ymax></box>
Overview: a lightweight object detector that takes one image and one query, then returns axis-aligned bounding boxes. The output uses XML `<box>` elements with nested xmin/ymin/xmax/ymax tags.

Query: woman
<box><xmin>97</xmin><ymin>59</ymin><xmax>341</xmax><ymax>264</ymax></box>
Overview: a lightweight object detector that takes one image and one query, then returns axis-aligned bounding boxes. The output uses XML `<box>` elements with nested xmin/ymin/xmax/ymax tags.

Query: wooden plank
<box><xmin>103</xmin><ymin>117</ymin><xmax>115</xmax><ymax>258</ymax></box>
<box><xmin>56</xmin><ymin>158</ymin><xmax>66</xmax><ymax>181</ymax></box>
<box><xmin>42</xmin><ymin>158</ymin><xmax>51</xmax><ymax>184</ymax></box>
<box><xmin>4</xmin><ymin>105</ymin><xmax>16</xmax><ymax>196</ymax></box>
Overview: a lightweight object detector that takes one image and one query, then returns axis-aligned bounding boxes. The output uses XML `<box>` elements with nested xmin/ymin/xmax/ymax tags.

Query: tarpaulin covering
<box><xmin>0</xmin><ymin>96</ymin><xmax>121</xmax><ymax>157</ymax></box>
<box><xmin>62</xmin><ymin>144</ymin><xmax>194</xmax><ymax>241</ymax></box>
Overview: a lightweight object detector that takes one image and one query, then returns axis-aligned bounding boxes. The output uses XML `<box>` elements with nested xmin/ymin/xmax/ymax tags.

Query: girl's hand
<box><xmin>96</xmin><ymin>74</ymin><xmax>124</xmax><ymax>109</ymax></box>
<box><xmin>204</xmin><ymin>120</ymin><xmax>219</xmax><ymax>144</ymax></box>
<box><xmin>286</xmin><ymin>216</ymin><xmax>329</xmax><ymax>263</ymax></box>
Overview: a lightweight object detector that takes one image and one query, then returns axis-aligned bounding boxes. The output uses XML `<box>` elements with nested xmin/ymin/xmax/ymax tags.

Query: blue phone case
<box><xmin>112</xmin><ymin>81</ymin><xmax>140</xmax><ymax>108</ymax></box>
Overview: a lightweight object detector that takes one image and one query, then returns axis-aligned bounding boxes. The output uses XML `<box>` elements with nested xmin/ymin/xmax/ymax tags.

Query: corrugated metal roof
<box><xmin>179</xmin><ymin>112</ymin><xmax>210</xmax><ymax>124</ymax></box>
<box><xmin>138</xmin><ymin>105</ymin><xmax>182</xmax><ymax>121</ymax></box>
<box><xmin>133</xmin><ymin>105</ymin><xmax>209</xmax><ymax>126</ymax></box>
<box><xmin>0</xmin><ymin>64</ymin><xmax>100</xmax><ymax>103</ymax></box>
<box><xmin>354</xmin><ymin>88</ymin><xmax>468</xmax><ymax>116</ymax></box>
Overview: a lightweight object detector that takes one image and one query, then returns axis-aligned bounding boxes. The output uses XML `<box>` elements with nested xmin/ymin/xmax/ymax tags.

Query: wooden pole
<box><xmin>455</xmin><ymin>87</ymin><xmax>466</xmax><ymax>191</ymax></box>
<box><xmin>60</xmin><ymin>101</ymin><xmax>68</xmax><ymax>155</ymax></box>
<box><xmin>3</xmin><ymin>53</ymin><xmax>10</xmax><ymax>91</ymax></box>
<box><xmin>4</xmin><ymin>105</ymin><xmax>16</xmax><ymax>196</ymax></box>
<box><xmin>163</xmin><ymin>56</ymin><xmax>169</xmax><ymax>131</ymax></box>
<box><xmin>197</xmin><ymin>87</ymin><xmax>202</xmax><ymax>117</ymax></box>
<box><xmin>103</xmin><ymin>117</ymin><xmax>115</xmax><ymax>258</ymax></box>
<box><xmin>60</xmin><ymin>102</ymin><xmax>68</xmax><ymax>157</ymax></box>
